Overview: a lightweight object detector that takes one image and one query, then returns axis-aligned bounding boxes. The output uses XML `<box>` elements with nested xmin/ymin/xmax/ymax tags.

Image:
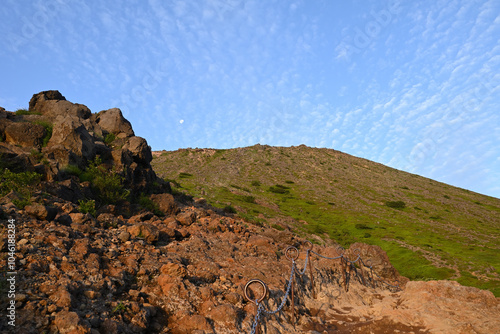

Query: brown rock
<box><xmin>53</xmin><ymin>310</ymin><xmax>90</xmax><ymax>334</ymax></box>
<box><xmin>150</xmin><ymin>193</ymin><xmax>179</xmax><ymax>215</ymax></box>
<box><xmin>208</xmin><ymin>304</ymin><xmax>238</xmax><ymax>327</ymax></box>
<box><xmin>29</xmin><ymin>90</ymin><xmax>91</xmax><ymax>120</ymax></box>
<box><xmin>176</xmin><ymin>315</ymin><xmax>213</xmax><ymax>332</ymax></box>
<box><xmin>160</xmin><ymin>263</ymin><xmax>187</xmax><ymax>278</ymax></box>
<box><xmin>50</xmin><ymin>287</ymin><xmax>73</xmax><ymax>308</ymax></box>
<box><xmin>123</xmin><ymin>136</ymin><xmax>152</xmax><ymax>164</ymax></box>
<box><xmin>176</xmin><ymin>211</ymin><xmax>197</xmax><ymax>226</ymax></box>
<box><xmin>47</xmin><ymin>115</ymin><xmax>95</xmax><ymax>166</ymax></box>
<box><xmin>4</xmin><ymin>122</ymin><xmax>46</xmax><ymax>148</ymax></box>
<box><xmin>127</xmin><ymin>223</ymin><xmax>159</xmax><ymax>244</ymax></box>
<box><xmin>25</xmin><ymin>203</ymin><xmax>57</xmax><ymax>221</ymax></box>
<box><xmin>93</xmin><ymin>108</ymin><xmax>134</xmax><ymax>137</ymax></box>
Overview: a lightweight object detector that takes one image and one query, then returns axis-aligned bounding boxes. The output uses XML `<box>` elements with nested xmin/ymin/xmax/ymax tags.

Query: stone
<box><xmin>208</xmin><ymin>304</ymin><xmax>238</xmax><ymax>327</ymax></box>
<box><xmin>93</xmin><ymin>108</ymin><xmax>134</xmax><ymax>137</ymax></box>
<box><xmin>29</xmin><ymin>90</ymin><xmax>66</xmax><ymax>110</ymax></box>
<box><xmin>122</xmin><ymin>136</ymin><xmax>152</xmax><ymax>164</ymax></box>
<box><xmin>150</xmin><ymin>193</ymin><xmax>179</xmax><ymax>215</ymax></box>
<box><xmin>25</xmin><ymin>203</ymin><xmax>57</xmax><ymax>221</ymax></box>
<box><xmin>176</xmin><ymin>211</ymin><xmax>197</xmax><ymax>226</ymax></box>
<box><xmin>4</xmin><ymin>122</ymin><xmax>47</xmax><ymax>148</ymax></box>
<box><xmin>53</xmin><ymin>310</ymin><xmax>90</xmax><ymax>334</ymax></box>
<box><xmin>47</xmin><ymin>115</ymin><xmax>95</xmax><ymax>166</ymax></box>
<box><xmin>127</xmin><ymin>223</ymin><xmax>159</xmax><ymax>244</ymax></box>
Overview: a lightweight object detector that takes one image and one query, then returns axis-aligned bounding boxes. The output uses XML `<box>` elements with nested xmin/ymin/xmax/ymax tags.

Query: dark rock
<box><xmin>123</xmin><ymin>136</ymin><xmax>152</xmax><ymax>165</ymax></box>
<box><xmin>93</xmin><ymin>108</ymin><xmax>134</xmax><ymax>137</ymax></box>
<box><xmin>29</xmin><ymin>90</ymin><xmax>66</xmax><ymax>111</ymax></box>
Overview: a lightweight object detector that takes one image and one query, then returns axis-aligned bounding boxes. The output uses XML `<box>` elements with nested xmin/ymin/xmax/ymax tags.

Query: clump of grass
<box><xmin>268</xmin><ymin>184</ymin><xmax>290</xmax><ymax>194</ymax></box>
<box><xmin>15</xmin><ymin>108</ymin><xmax>41</xmax><ymax>116</ymax></box>
<box><xmin>385</xmin><ymin>200</ymin><xmax>406</xmax><ymax>209</ymax></box>
<box><xmin>62</xmin><ymin>164</ymin><xmax>83</xmax><ymax>178</ymax></box>
<box><xmin>240</xmin><ymin>195</ymin><xmax>256</xmax><ymax>204</ymax></box>
<box><xmin>78</xmin><ymin>199</ymin><xmax>96</xmax><ymax>216</ymax></box>
<box><xmin>179</xmin><ymin>172</ymin><xmax>193</xmax><ymax>179</ymax></box>
<box><xmin>223</xmin><ymin>205</ymin><xmax>237</xmax><ymax>214</ymax></box>
<box><xmin>271</xmin><ymin>224</ymin><xmax>285</xmax><ymax>231</ymax></box>
<box><xmin>104</xmin><ymin>133</ymin><xmax>116</xmax><ymax>145</ymax></box>
<box><xmin>251</xmin><ymin>180</ymin><xmax>261</xmax><ymax>187</ymax></box>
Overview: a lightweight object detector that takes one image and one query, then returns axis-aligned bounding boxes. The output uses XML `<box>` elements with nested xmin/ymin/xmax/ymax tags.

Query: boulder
<box><xmin>150</xmin><ymin>193</ymin><xmax>179</xmax><ymax>215</ymax></box>
<box><xmin>25</xmin><ymin>203</ymin><xmax>57</xmax><ymax>221</ymax></box>
<box><xmin>29</xmin><ymin>91</ymin><xmax>91</xmax><ymax>120</ymax></box>
<box><xmin>29</xmin><ymin>90</ymin><xmax>66</xmax><ymax>110</ymax></box>
<box><xmin>93</xmin><ymin>108</ymin><xmax>134</xmax><ymax>137</ymax></box>
<box><xmin>53</xmin><ymin>310</ymin><xmax>90</xmax><ymax>334</ymax></box>
<box><xmin>47</xmin><ymin>116</ymin><xmax>95</xmax><ymax>166</ymax></box>
<box><xmin>123</xmin><ymin>136</ymin><xmax>152</xmax><ymax>165</ymax></box>
<box><xmin>4</xmin><ymin>122</ymin><xmax>46</xmax><ymax>148</ymax></box>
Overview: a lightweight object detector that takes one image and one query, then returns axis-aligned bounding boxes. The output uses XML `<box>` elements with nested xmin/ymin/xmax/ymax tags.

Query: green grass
<box><xmin>15</xmin><ymin>108</ymin><xmax>41</xmax><ymax>115</ymax></box>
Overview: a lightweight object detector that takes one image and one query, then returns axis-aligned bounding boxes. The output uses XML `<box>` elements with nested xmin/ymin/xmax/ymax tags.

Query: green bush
<box><xmin>385</xmin><ymin>200</ymin><xmax>406</xmax><ymax>209</ymax></box>
<box><xmin>179</xmin><ymin>172</ymin><xmax>193</xmax><ymax>179</ymax></box>
<box><xmin>251</xmin><ymin>180</ymin><xmax>261</xmax><ymax>187</ymax></box>
<box><xmin>104</xmin><ymin>133</ymin><xmax>116</xmax><ymax>145</ymax></box>
<box><xmin>0</xmin><ymin>168</ymin><xmax>41</xmax><ymax>208</ymax></box>
<box><xmin>78</xmin><ymin>199</ymin><xmax>96</xmax><ymax>216</ymax></box>
<box><xmin>62</xmin><ymin>164</ymin><xmax>83</xmax><ymax>178</ymax></box>
<box><xmin>223</xmin><ymin>205</ymin><xmax>237</xmax><ymax>214</ymax></box>
<box><xmin>81</xmin><ymin>157</ymin><xmax>129</xmax><ymax>205</ymax></box>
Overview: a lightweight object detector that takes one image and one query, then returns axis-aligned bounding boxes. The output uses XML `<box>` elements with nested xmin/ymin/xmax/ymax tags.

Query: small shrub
<box><xmin>251</xmin><ymin>180</ymin><xmax>261</xmax><ymax>187</ymax></box>
<box><xmin>78</xmin><ymin>199</ymin><xmax>96</xmax><ymax>216</ymax></box>
<box><xmin>385</xmin><ymin>201</ymin><xmax>406</xmax><ymax>209</ymax></box>
<box><xmin>355</xmin><ymin>223</ymin><xmax>372</xmax><ymax>230</ymax></box>
<box><xmin>285</xmin><ymin>180</ymin><xmax>294</xmax><ymax>184</ymax></box>
<box><xmin>268</xmin><ymin>184</ymin><xmax>290</xmax><ymax>194</ymax></box>
<box><xmin>62</xmin><ymin>164</ymin><xmax>83</xmax><ymax>178</ymax></box>
<box><xmin>81</xmin><ymin>157</ymin><xmax>129</xmax><ymax>205</ymax></box>
<box><xmin>363</xmin><ymin>233</ymin><xmax>371</xmax><ymax>238</ymax></box>
<box><xmin>240</xmin><ymin>195</ymin><xmax>256</xmax><ymax>204</ymax></box>
<box><xmin>104</xmin><ymin>133</ymin><xmax>116</xmax><ymax>145</ymax></box>
<box><xmin>165</xmin><ymin>178</ymin><xmax>181</xmax><ymax>188</ymax></box>
<box><xmin>179</xmin><ymin>172</ymin><xmax>193</xmax><ymax>179</ymax></box>
<box><xmin>443</xmin><ymin>195</ymin><xmax>450</xmax><ymax>199</ymax></box>
<box><xmin>223</xmin><ymin>205</ymin><xmax>237</xmax><ymax>214</ymax></box>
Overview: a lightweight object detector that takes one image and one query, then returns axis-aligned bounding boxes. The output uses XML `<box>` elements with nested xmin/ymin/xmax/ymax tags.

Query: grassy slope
<box><xmin>152</xmin><ymin>144</ymin><xmax>500</xmax><ymax>296</ymax></box>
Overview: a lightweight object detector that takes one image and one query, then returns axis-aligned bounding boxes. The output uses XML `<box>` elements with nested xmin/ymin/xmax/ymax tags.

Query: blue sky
<box><xmin>1</xmin><ymin>0</ymin><xmax>499</xmax><ymax>198</ymax></box>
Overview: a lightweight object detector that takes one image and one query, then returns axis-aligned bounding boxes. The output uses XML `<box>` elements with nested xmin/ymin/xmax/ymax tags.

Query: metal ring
<box><xmin>303</xmin><ymin>240</ymin><xmax>313</xmax><ymax>251</ymax></box>
<box><xmin>244</xmin><ymin>279</ymin><xmax>268</xmax><ymax>304</ymax></box>
<box><xmin>365</xmin><ymin>259</ymin><xmax>373</xmax><ymax>268</ymax></box>
<box><xmin>285</xmin><ymin>246</ymin><xmax>299</xmax><ymax>261</ymax></box>
<box><xmin>352</xmin><ymin>248</ymin><xmax>361</xmax><ymax>257</ymax></box>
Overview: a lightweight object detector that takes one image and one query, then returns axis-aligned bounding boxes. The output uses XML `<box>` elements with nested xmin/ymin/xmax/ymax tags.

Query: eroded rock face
<box><xmin>4</xmin><ymin>122</ymin><xmax>46</xmax><ymax>148</ymax></box>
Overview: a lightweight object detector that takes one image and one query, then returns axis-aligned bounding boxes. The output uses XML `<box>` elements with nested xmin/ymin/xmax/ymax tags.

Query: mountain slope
<box><xmin>152</xmin><ymin>144</ymin><xmax>500</xmax><ymax>296</ymax></box>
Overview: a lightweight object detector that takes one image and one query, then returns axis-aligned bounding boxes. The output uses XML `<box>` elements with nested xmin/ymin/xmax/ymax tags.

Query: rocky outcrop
<box><xmin>0</xmin><ymin>90</ymin><xmax>161</xmax><ymax>193</ymax></box>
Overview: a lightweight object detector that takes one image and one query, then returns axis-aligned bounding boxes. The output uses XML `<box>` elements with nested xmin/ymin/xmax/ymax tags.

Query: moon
<box><xmin>179</xmin><ymin>119</ymin><xmax>184</xmax><ymax>124</ymax></box>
